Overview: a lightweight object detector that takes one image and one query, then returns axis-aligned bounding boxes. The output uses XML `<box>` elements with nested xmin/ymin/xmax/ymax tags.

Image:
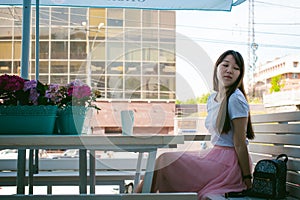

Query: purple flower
<box><xmin>23</xmin><ymin>80</ymin><xmax>37</xmax><ymax>91</ymax></box>
<box><xmin>46</xmin><ymin>84</ymin><xmax>63</xmax><ymax>103</ymax></box>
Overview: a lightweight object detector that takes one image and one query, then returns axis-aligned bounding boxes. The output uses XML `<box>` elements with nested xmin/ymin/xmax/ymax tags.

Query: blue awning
<box><xmin>0</xmin><ymin>0</ymin><xmax>246</xmax><ymax>11</ymax></box>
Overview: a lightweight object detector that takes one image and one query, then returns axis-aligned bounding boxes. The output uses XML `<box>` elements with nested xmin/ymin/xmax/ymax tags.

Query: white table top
<box><xmin>0</xmin><ymin>134</ymin><xmax>184</xmax><ymax>150</ymax></box>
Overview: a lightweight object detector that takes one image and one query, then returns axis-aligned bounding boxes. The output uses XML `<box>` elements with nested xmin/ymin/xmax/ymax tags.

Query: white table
<box><xmin>0</xmin><ymin>134</ymin><xmax>184</xmax><ymax>194</ymax></box>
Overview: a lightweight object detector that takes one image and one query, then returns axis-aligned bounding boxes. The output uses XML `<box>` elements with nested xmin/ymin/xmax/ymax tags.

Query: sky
<box><xmin>175</xmin><ymin>0</ymin><xmax>300</xmax><ymax>100</ymax></box>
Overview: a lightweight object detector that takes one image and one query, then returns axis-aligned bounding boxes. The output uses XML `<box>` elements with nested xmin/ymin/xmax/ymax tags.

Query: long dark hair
<box><xmin>213</xmin><ymin>50</ymin><xmax>254</xmax><ymax>139</ymax></box>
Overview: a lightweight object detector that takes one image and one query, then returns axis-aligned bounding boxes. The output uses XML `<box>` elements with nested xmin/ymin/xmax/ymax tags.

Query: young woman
<box><xmin>136</xmin><ymin>50</ymin><xmax>255</xmax><ymax>199</ymax></box>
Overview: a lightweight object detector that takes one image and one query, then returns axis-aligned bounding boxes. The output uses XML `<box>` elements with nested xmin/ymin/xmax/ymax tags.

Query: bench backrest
<box><xmin>250</xmin><ymin>111</ymin><xmax>300</xmax><ymax>198</ymax></box>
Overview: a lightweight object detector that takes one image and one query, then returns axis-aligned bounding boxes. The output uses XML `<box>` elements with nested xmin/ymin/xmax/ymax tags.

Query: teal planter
<box><xmin>56</xmin><ymin>106</ymin><xmax>88</xmax><ymax>135</ymax></box>
<box><xmin>0</xmin><ymin>105</ymin><xmax>58</xmax><ymax>135</ymax></box>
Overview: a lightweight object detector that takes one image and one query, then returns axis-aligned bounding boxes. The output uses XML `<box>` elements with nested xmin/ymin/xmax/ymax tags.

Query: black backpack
<box><xmin>250</xmin><ymin>154</ymin><xmax>288</xmax><ymax>199</ymax></box>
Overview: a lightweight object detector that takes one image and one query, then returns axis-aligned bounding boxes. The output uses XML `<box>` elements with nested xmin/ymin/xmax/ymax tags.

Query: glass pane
<box><xmin>142</xmin><ymin>43</ymin><xmax>158</xmax><ymax>61</ymax></box>
<box><xmin>107</xmin><ymin>91</ymin><xmax>123</xmax><ymax>99</ymax></box>
<box><xmin>32</xmin><ymin>41</ymin><xmax>49</xmax><ymax>59</ymax></box>
<box><xmin>125</xmin><ymin>91</ymin><xmax>141</xmax><ymax>99</ymax></box>
<box><xmin>159</xmin><ymin>11</ymin><xmax>175</xmax><ymax>29</ymax></box>
<box><xmin>125</xmin><ymin>42</ymin><xmax>141</xmax><ymax>61</ymax></box>
<box><xmin>107</xmin><ymin>8</ymin><xmax>123</xmax><ymax>27</ymax></box>
<box><xmin>51</xmin><ymin>27</ymin><xmax>68</xmax><ymax>40</ymax></box>
<box><xmin>107</xmin><ymin>61</ymin><xmax>123</xmax><ymax>74</ymax></box>
<box><xmin>70</xmin><ymin>75</ymin><xmax>87</xmax><ymax>83</ymax></box>
<box><xmin>142</xmin><ymin>10</ymin><xmax>158</xmax><ymax>28</ymax></box>
<box><xmin>51</xmin><ymin>41</ymin><xmax>68</xmax><ymax>59</ymax></box>
<box><xmin>142</xmin><ymin>62</ymin><xmax>158</xmax><ymax>75</ymax></box>
<box><xmin>160</xmin><ymin>43</ymin><xmax>175</xmax><ymax>62</ymax></box>
<box><xmin>0</xmin><ymin>42</ymin><xmax>12</xmax><ymax>59</ymax></box>
<box><xmin>14</xmin><ymin>27</ymin><xmax>22</xmax><ymax>40</ymax></box>
<box><xmin>13</xmin><ymin>41</ymin><xmax>21</xmax><ymax>59</ymax></box>
<box><xmin>125</xmin><ymin>9</ymin><xmax>141</xmax><ymax>27</ymax></box>
<box><xmin>160</xmin><ymin>63</ymin><xmax>175</xmax><ymax>75</ymax></box>
<box><xmin>38</xmin><ymin>75</ymin><xmax>49</xmax><ymax>84</ymax></box>
<box><xmin>160</xmin><ymin>92</ymin><xmax>175</xmax><ymax>99</ymax></box>
<box><xmin>70</xmin><ymin>29</ymin><xmax>86</xmax><ymax>40</ymax></box>
<box><xmin>0</xmin><ymin>8</ymin><xmax>14</xmax><ymax>26</ymax></box>
<box><xmin>70</xmin><ymin>8</ymin><xmax>87</xmax><ymax>26</ymax></box>
<box><xmin>89</xmin><ymin>8</ymin><xmax>106</xmax><ymax>39</ymax></box>
<box><xmin>70</xmin><ymin>61</ymin><xmax>85</xmax><ymax>73</ymax></box>
<box><xmin>107</xmin><ymin>28</ymin><xmax>123</xmax><ymax>41</ymax></box>
<box><xmin>31</xmin><ymin>61</ymin><xmax>35</xmax><ymax>74</ymax></box>
<box><xmin>91</xmin><ymin>61</ymin><xmax>105</xmax><ymax>74</ymax></box>
<box><xmin>0</xmin><ymin>27</ymin><xmax>12</xmax><ymax>40</ymax></box>
<box><xmin>50</xmin><ymin>61</ymin><xmax>68</xmax><ymax>73</ymax></box>
<box><xmin>125</xmin><ymin>62</ymin><xmax>141</xmax><ymax>75</ymax></box>
<box><xmin>125</xmin><ymin>76</ymin><xmax>141</xmax><ymax>90</ymax></box>
<box><xmin>38</xmin><ymin>61</ymin><xmax>50</xmax><ymax>73</ymax></box>
<box><xmin>159</xmin><ymin>30</ymin><xmax>175</xmax><ymax>43</ymax></box>
<box><xmin>125</xmin><ymin>28</ymin><xmax>141</xmax><ymax>41</ymax></box>
<box><xmin>38</xmin><ymin>27</ymin><xmax>50</xmax><ymax>40</ymax></box>
<box><xmin>32</xmin><ymin>7</ymin><xmax>50</xmax><ymax>26</ymax></box>
<box><xmin>93</xmin><ymin>75</ymin><xmax>105</xmax><ymax>91</ymax></box>
<box><xmin>70</xmin><ymin>42</ymin><xmax>87</xmax><ymax>59</ymax></box>
<box><xmin>51</xmin><ymin>7</ymin><xmax>68</xmax><ymax>26</ymax></box>
<box><xmin>144</xmin><ymin>76</ymin><xmax>158</xmax><ymax>92</ymax></box>
<box><xmin>107</xmin><ymin>75</ymin><xmax>123</xmax><ymax>90</ymax></box>
<box><xmin>107</xmin><ymin>42</ymin><xmax>123</xmax><ymax>61</ymax></box>
<box><xmin>160</xmin><ymin>76</ymin><xmax>175</xmax><ymax>91</ymax></box>
<box><xmin>50</xmin><ymin>75</ymin><xmax>68</xmax><ymax>84</ymax></box>
<box><xmin>0</xmin><ymin>61</ymin><xmax>12</xmax><ymax>74</ymax></box>
<box><xmin>13</xmin><ymin>61</ymin><xmax>20</xmax><ymax>74</ymax></box>
<box><xmin>40</xmin><ymin>41</ymin><xmax>50</xmax><ymax>59</ymax></box>
<box><xmin>142</xmin><ymin>29</ymin><xmax>158</xmax><ymax>42</ymax></box>
<box><xmin>91</xmin><ymin>42</ymin><xmax>105</xmax><ymax>60</ymax></box>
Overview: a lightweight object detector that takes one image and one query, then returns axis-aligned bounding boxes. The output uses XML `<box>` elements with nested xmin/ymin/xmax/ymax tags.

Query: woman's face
<box><xmin>217</xmin><ymin>54</ymin><xmax>240</xmax><ymax>88</ymax></box>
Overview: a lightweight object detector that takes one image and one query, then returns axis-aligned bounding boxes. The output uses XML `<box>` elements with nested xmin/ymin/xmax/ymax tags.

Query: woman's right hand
<box><xmin>244</xmin><ymin>178</ymin><xmax>252</xmax><ymax>189</ymax></box>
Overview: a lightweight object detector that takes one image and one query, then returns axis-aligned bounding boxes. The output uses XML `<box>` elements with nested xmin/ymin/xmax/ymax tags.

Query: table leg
<box><xmin>28</xmin><ymin>149</ymin><xmax>34</xmax><ymax>194</ymax></box>
<box><xmin>79</xmin><ymin>149</ymin><xmax>87</xmax><ymax>194</ymax></box>
<box><xmin>142</xmin><ymin>150</ymin><xmax>157</xmax><ymax>193</ymax></box>
<box><xmin>17</xmin><ymin>149</ymin><xmax>26</xmax><ymax>194</ymax></box>
<box><xmin>134</xmin><ymin>152</ymin><xmax>143</xmax><ymax>190</ymax></box>
<box><xmin>89</xmin><ymin>150</ymin><xmax>96</xmax><ymax>194</ymax></box>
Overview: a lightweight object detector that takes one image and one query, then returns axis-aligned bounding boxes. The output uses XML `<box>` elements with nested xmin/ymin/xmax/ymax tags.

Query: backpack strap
<box><xmin>276</xmin><ymin>154</ymin><xmax>288</xmax><ymax>163</ymax></box>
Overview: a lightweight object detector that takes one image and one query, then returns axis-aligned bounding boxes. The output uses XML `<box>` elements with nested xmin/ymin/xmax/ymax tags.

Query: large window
<box><xmin>0</xmin><ymin>7</ymin><xmax>176</xmax><ymax>101</ymax></box>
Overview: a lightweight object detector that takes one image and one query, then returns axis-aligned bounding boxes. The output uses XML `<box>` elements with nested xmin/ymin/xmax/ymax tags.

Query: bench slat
<box><xmin>250</xmin><ymin>154</ymin><xmax>300</xmax><ymax>171</ymax></box>
<box><xmin>249</xmin><ymin>144</ymin><xmax>300</xmax><ymax>158</ymax></box>
<box><xmin>253</xmin><ymin>124</ymin><xmax>300</xmax><ymax>133</ymax></box>
<box><xmin>251</xmin><ymin>134</ymin><xmax>300</xmax><ymax>145</ymax></box>
<box><xmin>287</xmin><ymin>184</ymin><xmax>300</xmax><ymax>199</ymax></box>
<box><xmin>251</xmin><ymin>111</ymin><xmax>300</xmax><ymax>123</ymax></box>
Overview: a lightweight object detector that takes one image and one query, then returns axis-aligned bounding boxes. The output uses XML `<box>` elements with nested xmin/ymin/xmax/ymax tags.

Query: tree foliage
<box><xmin>176</xmin><ymin>93</ymin><xmax>210</xmax><ymax>104</ymax></box>
<box><xmin>269</xmin><ymin>75</ymin><xmax>284</xmax><ymax>93</ymax></box>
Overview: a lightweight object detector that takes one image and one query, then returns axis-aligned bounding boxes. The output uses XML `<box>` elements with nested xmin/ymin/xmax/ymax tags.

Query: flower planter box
<box><xmin>55</xmin><ymin>106</ymin><xmax>89</xmax><ymax>135</ymax></box>
<box><xmin>0</xmin><ymin>105</ymin><xmax>58</xmax><ymax>135</ymax></box>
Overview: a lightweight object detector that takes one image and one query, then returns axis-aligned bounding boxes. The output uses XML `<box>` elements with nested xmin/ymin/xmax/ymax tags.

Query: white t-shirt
<box><xmin>205</xmin><ymin>89</ymin><xmax>249</xmax><ymax>147</ymax></box>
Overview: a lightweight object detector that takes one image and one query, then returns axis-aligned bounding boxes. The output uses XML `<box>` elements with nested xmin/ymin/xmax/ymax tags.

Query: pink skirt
<box><xmin>152</xmin><ymin>146</ymin><xmax>249</xmax><ymax>199</ymax></box>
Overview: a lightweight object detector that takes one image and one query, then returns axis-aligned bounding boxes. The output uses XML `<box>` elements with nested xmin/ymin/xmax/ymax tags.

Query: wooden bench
<box><xmin>207</xmin><ymin>111</ymin><xmax>300</xmax><ymax>200</ymax></box>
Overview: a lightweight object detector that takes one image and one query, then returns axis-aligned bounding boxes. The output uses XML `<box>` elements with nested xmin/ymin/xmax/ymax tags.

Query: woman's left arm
<box><xmin>232</xmin><ymin>117</ymin><xmax>252</xmax><ymax>189</ymax></box>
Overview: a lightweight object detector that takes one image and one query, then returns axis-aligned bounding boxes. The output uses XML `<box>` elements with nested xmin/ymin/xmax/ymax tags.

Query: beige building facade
<box><xmin>0</xmin><ymin>6</ymin><xmax>176</xmax><ymax>134</ymax></box>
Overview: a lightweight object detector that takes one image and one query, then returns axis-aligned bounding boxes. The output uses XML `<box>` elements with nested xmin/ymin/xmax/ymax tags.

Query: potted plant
<box><xmin>55</xmin><ymin>79</ymin><xmax>101</xmax><ymax>135</ymax></box>
<box><xmin>0</xmin><ymin>74</ymin><xmax>60</xmax><ymax>134</ymax></box>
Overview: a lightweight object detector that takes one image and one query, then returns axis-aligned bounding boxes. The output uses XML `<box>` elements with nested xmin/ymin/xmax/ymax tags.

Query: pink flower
<box><xmin>72</xmin><ymin>85</ymin><xmax>91</xmax><ymax>99</ymax></box>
